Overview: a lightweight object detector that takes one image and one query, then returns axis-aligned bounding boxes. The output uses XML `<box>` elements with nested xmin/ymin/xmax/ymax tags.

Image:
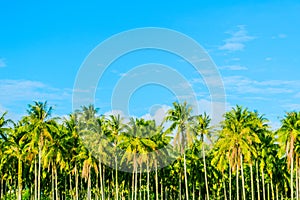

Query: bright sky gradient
<box><xmin>0</xmin><ymin>0</ymin><xmax>299</xmax><ymax>129</ymax></box>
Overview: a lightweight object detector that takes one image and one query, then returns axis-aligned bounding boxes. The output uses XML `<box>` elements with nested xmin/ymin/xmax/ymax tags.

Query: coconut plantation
<box><xmin>1</xmin><ymin>1</ymin><xmax>300</xmax><ymax>200</ymax></box>
<box><xmin>1</xmin><ymin>101</ymin><xmax>300</xmax><ymax>200</ymax></box>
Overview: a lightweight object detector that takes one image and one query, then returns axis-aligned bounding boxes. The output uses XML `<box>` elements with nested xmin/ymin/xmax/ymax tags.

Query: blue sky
<box><xmin>0</xmin><ymin>0</ymin><xmax>300</xmax><ymax>129</ymax></box>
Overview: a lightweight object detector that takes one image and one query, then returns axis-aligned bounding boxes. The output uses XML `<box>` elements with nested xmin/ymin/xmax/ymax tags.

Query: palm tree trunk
<box><xmin>75</xmin><ymin>163</ymin><xmax>79</xmax><ymax>200</ymax></box>
<box><xmin>103</xmin><ymin>166</ymin><xmax>107</xmax><ymax>200</ymax></box>
<box><xmin>155</xmin><ymin>160</ymin><xmax>159</xmax><ymax>200</ymax></box>
<box><xmin>240</xmin><ymin>154</ymin><xmax>246</xmax><ymax>200</ymax></box>
<box><xmin>256</xmin><ymin>161</ymin><xmax>260</xmax><ymax>200</ymax></box>
<box><xmin>98</xmin><ymin>159</ymin><xmax>105</xmax><ymax>200</ymax></box>
<box><xmin>229</xmin><ymin>164</ymin><xmax>232</xmax><ymax>200</ymax></box>
<box><xmin>183</xmin><ymin>153</ymin><xmax>189</xmax><ymax>200</ymax></box>
<box><xmin>262</xmin><ymin>167</ymin><xmax>266</xmax><ymax>200</ymax></box>
<box><xmin>202</xmin><ymin>144</ymin><xmax>209</xmax><ymax>200</ymax></box>
<box><xmin>147</xmin><ymin>160</ymin><xmax>150</xmax><ymax>200</ymax></box>
<box><xmin>38</xmin><ymin>145</ymin><xmax>41</xmax><ymax>200</ymax></box>
<box><xmin>296</xmin><ymin>155</ymin><xmax>299</xmax><ymax>200</ymax></box>
<box><xmin>192</xmin><ymin>182</ymin><xmax>195</xmax><ymax>200</ymax></box>
<box><xmin>69</xmin><ymin>173</ymin><xmax>72</xmax><ymax>199</ymax></box>
<box><xmin>131</xmin><ymin>170</ymin><xmax>134</xmax><ymax>200</ymax></box>
<box><xmin>134</xmin><ymin>159</ymin><xmax>138</xmax><ymax>200</ymax></box>
<box><xmin>87</xmin><ymin>166</ymin><xmax>91</xmax><ymax>200</ymax></box>
<box><xmin>275</xmin><ymin>184</ymin><xmax>279</xmax><ymax>200</ymax></box>
<box><xmin>298</xmin><ymin>159</ymin><xmax>300</xmax><ymax>200</ymax></box>
<box><xmin>35</xmin><ymin>158</ymin><xmax>37</xmax><ymax>200</ymax></box>
<box><xmin>161</xmin><ymin>176</ymin><xmax>164</xmax><ymax>200</ymax></box>
<box><xmin>270</xmin><ymin>177</ymin><xmax>275</xmax><ymax>200</ymax></box>
<box><xmin>55</xmin><ymin>165</ymin><xmax>59</xmax><ymax>200</ymax></box>
<box><xmin>18</xmin><ymin>157</ymin><xmax>22</xmax><ymax>200</ymax></box>
<box><xmin>250</xmin><ymin>164</ymin><xmax>254</xmax><ymax>200</ymax></box>
<box><xmin>291</xmin><ymin>154</ymin><xmax>294</xmax><ymax>200</ymax></box>
<box><xmin>236</xmin><ymin>164</ymin><xmax>239</xmax><ymax>200</ymax></box>
<box><xmin>179</xmin><ymin>171</ymin><xmax>182</xmax><ymax>200</ymax></box>
<box><xmin>52</xmin><ymin>163</ymin><xmax>55</xmax><ymax>200</ymax></box>
<box><xmin>223</xmin><ymin>172</ymin><xmax>227</xmax><ymax>200</ymax></box>
<box><xmin>115</xmin><ymin>155</ymin><xmax>118</xmax><ymax>200</ymax></box>
<box><xmin>139</xmin><ymin>165</ymin><xmax>142</xmax><ymax>200</ymax></box>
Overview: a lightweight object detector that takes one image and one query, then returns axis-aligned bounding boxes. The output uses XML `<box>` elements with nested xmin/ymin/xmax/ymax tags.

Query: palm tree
<box><xmin>192</xmin><ymin>113</ymin><xmax>211</xmax><ymax>200</ymax></box>
<box><xmin>277</xmin><ymin>111</ymin><xmax>300</xmax><ymax>200</ymax></box>
<box><xmin>119</xmin><ymin>118</ymin><xmax>157</xmax><ymax>200</ymax></box>
<box><xmin>26</xmin><ymin>101</ymin><xmax>57</xmax><ymax>200</ymax></box>
<box><xmin>43</xmin><ymin>121</ymin><xmax>68</xmax><ymax>200</ymax></box>
<box><xmin>0</xmin><ymin>112</ymin><xmax>14</xmax><ymax>199</ymax></box>
<box><xmin>77</xmin><ymin>105</ymin><xmax>105</xmax><ymax>200</ymax></box>
<box><xmin>63</xmin><ymin>113</ymin><xmax>81</xmax><ymax>200</ymax></box>
<box><xmin>165</xmin><ymin>101</ymin><xmax>193</xmax><ymax>200</ymax></box>
<box><xmin>4</xmin><ymin>120</ymin><xmax>28</xmax><ymax>200</ymax></box>
<box><xmin>107</xmin><ymin>114</ymin><xmax>125</xmax><ymax>200</ymax></box>
<box><xmin>214</xmin><ymin>106</ymin><xmax>261</xmax><ymax>200</ymax></box>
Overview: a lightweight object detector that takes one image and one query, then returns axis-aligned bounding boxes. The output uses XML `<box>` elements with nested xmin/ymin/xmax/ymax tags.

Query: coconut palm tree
<box><xmin>165</xmin><ymin>101</ymin><xmax>193</xmax><ymax>200</ymax></box>
<box><xmin>214</xmin><ymin>106</ymin><xmax>261</xmax><ymax>200</ymax></box>
<box><xmin>119</xmin><ymin>118</ymin><xmax>157</xmax><ymax>200</ymax></box>
<box><xmin>26</xmin><ymin>101</ymin><xmax>57</xmax><ymax>200</ymax></box>
<box><xmin>192</xmin><ymin>113</ymin><xmax>211</xmax><ymax>200</ymax></box>
<box><xmin>277</xmin><ymin>111</ymin><xmax>300</xmax><ymax>200</ymax></box>
<box><xmin>63</xmin><ymin>113</ymin><xmax>81</xmax><ymax>200</ymax></box>
<box><xmin>4</xmin><ymin>120</ymin><xmax>28</xmax><ymax>200</ymax></box>
<box><xmin>107</xmin><ymin>114</ymin><xmax>126</xmax><ymax>200</ymax></box>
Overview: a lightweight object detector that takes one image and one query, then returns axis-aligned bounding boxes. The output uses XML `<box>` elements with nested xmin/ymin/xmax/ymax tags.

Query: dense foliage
<box><xmin>0</xmin><ymin>101</ymin><xmax>300</xmax><ymax>200</ymax></box>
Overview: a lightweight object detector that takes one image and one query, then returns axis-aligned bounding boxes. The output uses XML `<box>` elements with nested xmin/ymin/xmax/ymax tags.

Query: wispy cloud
<box><xmin>219</xmin><ymin>65</ymin><xmax>248</xmax><ymax>71</ymax></box>
<box><xmin>265</xmin><ymin>57</ymin><xmax>272</xmax><ymax>61</ymax></box>
<box><xmin>223</xmin><ymin>76</ymin><xmax>300</xmax><ymax>95</ymax></box>
<box><xmin>282</xmin><ymin>103</ymin><xmax>300</xmax><ymax>111</ymax></box>
<box><xmin>0</xmin><ymin>79</ymin><xmax>71</xmax><ymax>102</ymax></box>
<box><xmin>0</xmin><ymin>58</ymin><xmax>6</xmax><ymax>67</ymax></box>
<box><xmin>0</xmin><ymin>79</ymin><xmax>71</xmax><ymax>115</ymax></box>
<box><xmin>219</xmin><ymin>25</ymin><xmax>255</xmax><ymax>51</ymax></box>
<box><xmin>294</xmin><ymin>92</ymin><xmax>300</xmax><ymax>98</ymax></box>
<box><xmin>272</xmin><ymin>34</ymin><xmax>287</xmax><ymax>39</ymax></box>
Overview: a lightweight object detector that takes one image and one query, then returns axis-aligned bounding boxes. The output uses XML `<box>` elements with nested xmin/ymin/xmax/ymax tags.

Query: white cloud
<box><xmin>282</xmin><ymin>103</ymin><xmax>300</xmax><ymax>111</ymax></box>
<box><xmin>196</xmin><ymin>99</ymin><xmax>228</xmax><ymax>126</ymax></box>
<box><xmin>0</xmin><ymin>79</ymin><xmax>71</xmax><ymax>108</ymax></box>
<box><xmin>294</xmin><ymin>92</ymin><xmax>300</xmax><ymax>98</ymax></box>
<box><xmin>278</xmin><ymin>34</ymin><xmax>287</xmax><ymax>38</ymax></box>
<box><xmin>223</xmin><ymin>76</ymin><xmax>300</xmax><ymax>95</ymax></box>
<box><xmin>219</xmin><ymin>25</ymin><xmax>255</xmax><ymax>51</ymax></box>
<box><xmin>0</xmin><ymin>58</ymin><xmax>6</xmax><ymax>67</ymax></box>
<box><xmin>219</xmin><ymin>65</ymin><xmax>248</xmax><ymax>71</ymax></box>
<box><xmin>140</xmin><ymin>105</ymin><xmax>171</xmax><ymax>125</ymax></box>
<box><xmin>265</xmin><ymin>57</ymin><xmax>272</xmax><ymax>61</ymax></box>
<box><xmin>272</xmin><ymin>34</ymin><xmax>287</xmax><ymax>39</ymax></box>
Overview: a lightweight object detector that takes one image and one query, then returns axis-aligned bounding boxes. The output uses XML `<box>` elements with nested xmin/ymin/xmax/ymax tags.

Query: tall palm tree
<box><xmin>0</xmin><ymin>112</ymin><xmax>14</xmax><ymax>199</ymax></box>
<box><xmin>4</xmin><ymin>120</ymin><xmax>28</xmax><ymax>200</ymax></box>
<box><xmin>165</xmin><ymin>101</ymin><xmax>193</xmax><ymax>200</ymax></box>
<box><xmin>63</xmin><ymin>113</ymin><xmax>81</xmax><ymax>200</ymax></box>
<box><xmin>26</xmin><ymin>101</ymin><xmax>57</xmax><ymax>200</ymax></box>
<box><xmin>119</xmin><ymin>118</ymin><xmax>157</xmax><ymax>200</ymax></box>
<box><xmin>277</xmin><ymin>111</ymin><xmax>300</xmax><ymax>200</ymax></box>
<box><xmin>214</xmin><ymin>106</ymin><xmax>261</xmax><ymax>200</ymax></box>
<box><xmin>192</xmin><ymin>113</ymin><xmax>211</xmax><ymax>200</ymax></box>
<box><xmin>78</xmin><ymin>105</ymin><xmax>105</xmax><ymax>200</ymax></box>
<box><xmin>43</xmin><ymin>121</ymin><xmax>67</xmax><ymax>200</ymax></box>
<box><xmin>107</xmin><ymin>114</ymin><xmax>126</xmax><ymax>200</ymax></box>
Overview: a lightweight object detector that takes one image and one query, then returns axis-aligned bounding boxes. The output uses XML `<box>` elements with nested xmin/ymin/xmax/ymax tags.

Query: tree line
<box><xmin>0</xmin><ymin>101</ymin><xmax>300</xmax><ymax>200</ymax></box>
